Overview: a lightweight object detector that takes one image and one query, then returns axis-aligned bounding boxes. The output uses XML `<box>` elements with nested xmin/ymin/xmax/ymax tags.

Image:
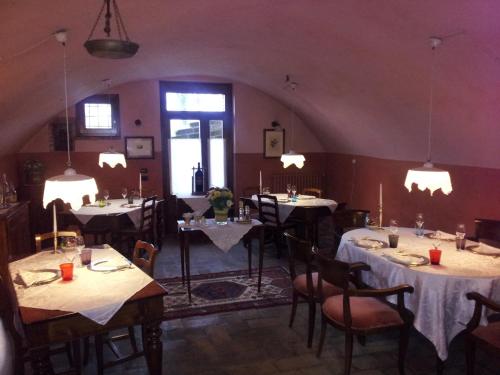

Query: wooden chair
<box><xmin>257</xmin><ymin>194</ymin><xmax>297</xmax><ymax>258</ymax></box>
<box><xmin>465</xmin><ymin>292</ymin><xmax>500</xmax><ymax>375</ymax></box>
<box><xmin>316</xmin><ymin>253</ymin><xmax>414</xmax><ymax>375</ymax></box>
<box><xmin>155</xmin><ymin>199</ymin><xmax>165</xmax><ymax>250</ymax></box>
<box><xmin>330</xmin><ymin>209</ymin><xmax>370</xmax><ymax>255</ymax></box>
<box><xmin>94</xmin><ymin>240</ymin><xmax>159</xmax><ymax>374</ymax></box>
<box><xmin>117</xmin><ymin>196</ymin><xmax>156</xmax><ymax>258</ymax></box>
<box><xmin>35</xmin><ymin>230</ymin><xmax>79</xmax><ymax>252</ymax></box>
<box><xmin>242</xmin><ymin>186</ymin><xmax>260</xmax><ymax>197</ymax></box>
<box><xmin>0</xmin><ymin>272</ymin><xmax>81</xmax><ymax>375</ymax></box>
<box><xmin>284</xmin><ymin>232</ymin><xmax>342</xmax><ymax>347</ymax></box>
<box><xmin>473</xmin><ymin>218</ymin><xmax>500</xmax><ymax>247</ymax></box>
<box><xmin>303</xmin><ymin>187</ymin><xmax>322</xmax><ymax>198</ymax></box>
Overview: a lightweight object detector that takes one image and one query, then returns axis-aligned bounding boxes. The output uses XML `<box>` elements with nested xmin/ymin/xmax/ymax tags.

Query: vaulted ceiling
<box><xmin>1</xmin><ymin>0</ymin><xmax>499</xmax><ymax>168</ymax></box>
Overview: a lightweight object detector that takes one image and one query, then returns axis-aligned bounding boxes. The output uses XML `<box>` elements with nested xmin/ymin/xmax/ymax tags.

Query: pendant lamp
<box><xmin>43</xmin><ymin>30</ymin><xmax>98</xmax><ymax>251</ymax></box>
<box><xmin>99</xmin><ymin>148</ymin><xmax>127</xmax><ymax>168</ymax></box>
<box><xmin>84</xmin><ymin>0</ymin><xmax>139</xmax><ymax>59</ymax></box>
<box><xmin>404</xmin><ymin>37</ymin><xmax>452</xmax><ymax>196</ymax></box>
<box><xmin>281</xmin><ymin>76</ymin><xmax>306</xmax><ymax>169</ymax></box>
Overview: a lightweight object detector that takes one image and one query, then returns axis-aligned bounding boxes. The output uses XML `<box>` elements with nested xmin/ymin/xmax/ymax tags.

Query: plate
<box><xmin>297</xmin><ymin>195</ymin><xmax>315</xmax><ymax>200</ymax></box>
<box><xmin>120</xmin><ymin>203</ymin><xmax>141</xmax><ymax>208</ymax></box>
<box><xmin>383</xmin><ymin>253</ymin><xmax>430</xmax><ymax>267</ymax></box>
<box><xmin>16</xmin><ymin>269</ymin><xmax>60</xmax><ymax>287</ymax></box>
<box><xmin>425</xmin><ymin>231</ymin><xmax>455</xmax><ymax>241</ymax></box>
<box><xmin>352</xmin><ymin>238</ymin><xmax>386</xmax><ymax>249</ymax></box>
<box><xmin>235</xmin><ymin>219</ymin><xmax>252</xmax><ymax>224</ymax></box>
<box><xmin>465</xmin><ymin>245</ymin><xmax>500</xmax><ymax>257</ymax></box>
<box><xmin>277</xmin><ymin>198</ymin><xmax>289</xmax><ymax>203</ymax></box>
<box><xmin>89</xmin><ymin>260</ymin><xmax>132</xmax><ymax>272</ymax></box>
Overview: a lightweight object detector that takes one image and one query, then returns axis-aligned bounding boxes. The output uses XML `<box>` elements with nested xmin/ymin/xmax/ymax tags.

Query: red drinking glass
<box><xmin>60</xmin><ymin>263</ymin><xmax>74</xmax><ymax>281</ymax></box>
<box><xmin>429</xmin><ymin>249</ymin><xmax>442</xmax><ymax>265</ymax></box>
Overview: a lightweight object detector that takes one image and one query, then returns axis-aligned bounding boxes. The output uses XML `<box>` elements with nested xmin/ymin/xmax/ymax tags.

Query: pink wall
<box><xmin>326</xmin><ymin>153</ymin><xmax>500</xmax><ymax>237</ymax></box>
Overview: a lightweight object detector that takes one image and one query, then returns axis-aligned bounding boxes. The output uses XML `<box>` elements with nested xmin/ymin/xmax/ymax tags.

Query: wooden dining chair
<box><xmin>0</xmin><ymin>271</ymin><xmax>81</xmax><ymax>375</ymax></box>
<box><xmin>465</xmin><ymin>292</ymin><xmax>500</xmax><ymax>375</ymax></box>
<box><xmin>330</xmin><ymin>209</ymin><xmax>370</xmax><ymax>255</ymax></box>
<box><xmin>94</xmin><ymin>240</ymin><xmax>159</xmax><ymax>374</ymax></box>
<box><xmin>315</xmin><ymin>253</ymin><xmax>414</xmax><ymax>375</ymax></box>
<box><xmin>257</xmin><ymin>194</ymin><xmax>297</xmax><ymax>258</ymax></box>
<box><xmin>35</xmin><ymin>230</ymin><xmax>79</xmax><ymax>252</ymax></box>
<box><xmin>242</xmin><ymin>186</ymin><xmax>260</xmax><ymax>197</ymax></box>
<box><xmin>473</xmin><ymin>218</ymin><xmax>500</xmax><ymax>247</ymax></box>
<box><xmin>284</xmin><ymin>232</ymin><xmax>342</xmax><ymax>347</ymax></box>
<box><xmin>117</xmin><ymin>196</ymin><xmax>156</xmax><ymax>258</ymax></box>
<box><xmin>303</xmin><ymin>187</ymin><xmax>322</xmax><ymax>198</ymax></box>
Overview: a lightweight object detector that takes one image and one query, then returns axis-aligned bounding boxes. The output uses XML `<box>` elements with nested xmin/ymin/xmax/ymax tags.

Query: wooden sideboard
<box><xmin>0</xmin><ymin>202</ymin><xmax>32</xmax><ymax>264</ymax></box>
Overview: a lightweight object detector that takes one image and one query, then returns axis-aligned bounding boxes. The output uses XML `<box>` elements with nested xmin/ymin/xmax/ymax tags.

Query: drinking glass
<box><xmin>103</xmin><ymin>189</ymin><xmax>110</xmax><ymax>201</ymax></box>
<box><xmin>291</xmin><ymin>185</ymin><xmax>297</xmax><ymax>197</ymax></box>
<box><xmin>76</xmin><ymin>235</ymin><xmax>85</xmax><ymax>253</ymax></box>
<box><xmin>415</xmin><ymin>213</ymin><xmax>424</xmax><ymax>237</ymax></box>
<box><xmin>286</xmin><ymin>184</ymin><xmax>292</xmax><ymax>197</ymax></box>
<box><xmin>121</xmin><ymin>187</ymin><xmax>128</xmax><ymax>199</ymax></box>
<box><xmin>456</xmin><ymin>223</ymin><xmax>466</xmax><ymax>250</ymax></box>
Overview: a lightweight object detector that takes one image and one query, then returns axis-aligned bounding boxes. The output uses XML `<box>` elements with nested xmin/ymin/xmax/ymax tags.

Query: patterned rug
<box><xmin>157</xmin><ymin>266</ymin><xmax>293</xmax><ymax>320</ymax></box>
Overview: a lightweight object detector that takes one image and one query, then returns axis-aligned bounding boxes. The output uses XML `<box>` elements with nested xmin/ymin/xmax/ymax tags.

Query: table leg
<box><xmin>179</xmin><ymin>231</ymin><xmax>185</xmax><ymax>284</ymax></box>
<box><xmin>258</xmin><ymin>226</ymin><xmax>264</xmax><ymax>293</ymax></box>
<box><xmin>30</xmin><ymin>346</ymin><xmax>52</xmax><ymax>375</ymax></box>
<box><xmin>184</xmin><ymin>231</ymin><xmax>192</xmax><ymax>302</ymax></box>
<box><xmin>144</xmin><ymin>322</ymin><xmax>163</xmax><ymax>375</ymax></box>
<box><xmin>247</xmin><ymin>234</ymin><xmax>252</xmax><ymax>278</ymax></box>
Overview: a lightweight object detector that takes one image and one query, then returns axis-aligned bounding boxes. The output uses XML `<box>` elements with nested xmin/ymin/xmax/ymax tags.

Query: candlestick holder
<box><xmin>378</xmin><ymin>204</ymin><xmax>383</xmax><ymax>228</ymax></box>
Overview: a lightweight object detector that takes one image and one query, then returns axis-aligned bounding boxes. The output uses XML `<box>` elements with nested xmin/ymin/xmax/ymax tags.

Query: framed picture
<box><xmin>125</xmin><ymin>137</ymin><xmax>155</xmax><ymax>159</ymax></box>
<box><xmin>263</xmin><ymin>129</ymin><xmax>285</xmax><ymax>158</ymax></box>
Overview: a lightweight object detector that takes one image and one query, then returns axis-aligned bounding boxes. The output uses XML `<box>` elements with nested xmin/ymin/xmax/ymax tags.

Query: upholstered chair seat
<box><xmin>293</xmin><ymin>272</ymin><xmax>342</xmax><ymax>298</ymax></box>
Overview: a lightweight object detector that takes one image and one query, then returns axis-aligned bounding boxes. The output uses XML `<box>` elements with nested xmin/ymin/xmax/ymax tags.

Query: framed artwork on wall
<box><xmin>125</xmin><ymin>136</ymin><xmax>155</xmax><ymax>159</ymax></box>
<box><xmin>263</xmin><ymin>129</ymin><xmax>285</xmax><ymax>158</ymax></box>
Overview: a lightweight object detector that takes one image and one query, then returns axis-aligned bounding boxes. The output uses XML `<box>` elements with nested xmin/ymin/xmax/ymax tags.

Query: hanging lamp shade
<box><xmin>281</xmin><ymin>150</ymin><xmax>305</xmax><ymax>169</ymax></box>
<box><xmin>98</xmin><ymin>150</ymin><xmax>127</xmax><ymax>168</ymax></box>
<box><xmin>404</xmin><ymin>162</ymin><xmax>452</xmax><ymax>196</ymax></box>
<box><xmin>84</xmin><ymin>0</ymin><xmax>139</xmax><ymax>59</ymax></box>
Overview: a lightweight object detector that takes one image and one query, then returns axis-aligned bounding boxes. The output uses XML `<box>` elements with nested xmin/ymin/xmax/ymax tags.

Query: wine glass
<box><xmin>75</xmin><ymin>235</ymin><xmax>85</xmax><ymax>253</ymax></box>
<box><xmin>291</xmin><ymin>185</ymin><xmax>297</xmax><ymax>197</ymax></box>
<box><xmin>121</xmin><ymin>187</ymin><xmax>128</xmax><ymax>199</ymax></box>
<box><xmin>415</xmin><ymin>213</ymin><xmax>424</xmax><ymax>237</ymax></box>
<box><xmin>286</xmin><ymin>184</ymin><xmax>291</xmax><ymax>197</ymax></box>
<box><xmin>456</xmin><ymin>223</ymin><xmax>466</xmax><ymax>250</ymax></box>
<box><xmin>389</xmin><ymin>219</ymin><xmax>399</xmax><ymax>234</ymax></box>
<box><xmin>103</xmin><ymin>189</ymin><xmax>110</xmax><ymax>202</ymax></box>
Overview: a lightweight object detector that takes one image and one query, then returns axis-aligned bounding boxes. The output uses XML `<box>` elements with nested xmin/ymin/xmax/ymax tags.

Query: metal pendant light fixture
<box><xmin>404</xmin><ymin>37</ymin><xmax>452</xmax><ymax>196</ymax></box>
<box><xmin>99</xmin><ymin>147</ymin><xmax>127</xmax><ymax>168</ymax></box>
<box><xmin>84</xmin><ymin>0</ymin><xmax>139</xmax><ymax>59</ymax></box>
<box><xmin>281</xmin><ymin>75</ymin><xmax>306</xmax><ymax>169</ymax></box>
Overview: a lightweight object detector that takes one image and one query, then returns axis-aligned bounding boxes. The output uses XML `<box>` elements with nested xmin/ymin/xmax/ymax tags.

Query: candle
<box><xmin>379</xmin><ymin>183</ymin><xmax>383</xmax><ymax>207</ymax></box>
<box><xmin>379</xmin><ymin>183</ymin><xmax>383</xmax><ymax>227</ymax></box>
<box><xmin>259</xmin><ymin>170</ymin><xmax>262</xmax><ymax>194</ymax></box>
<box><xmin>139</xmin><ymin>172</ymin><xmax>142</xmax><ymax>198</ymax></box>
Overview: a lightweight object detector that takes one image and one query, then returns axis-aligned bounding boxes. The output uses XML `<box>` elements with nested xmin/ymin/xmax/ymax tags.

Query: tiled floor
<box><xmin>54</xmin><ymin>235</ymin><xmax>497</xmax><ymax>375</ymax></box>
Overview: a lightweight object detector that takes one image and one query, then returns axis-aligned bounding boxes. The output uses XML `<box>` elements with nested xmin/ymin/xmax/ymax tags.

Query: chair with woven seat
<box><xmin>0</xmin><ymin>271</ymin><xmax>81</xmax><ymax>375</ymax></box>
<box><xmin>117</xmin><ymin>196</ymin><xmax>156</xmax><ymax>258</ymax></box>
<box><xmin>284</xmin><ymin>232</ymin><xmax>342</xmax><ymax>347</ymax></box>
<box><xmin>35</xmin><ymin>230</ymin><xmax>79</xmax><ymax>252</ymax></box>
<box><xmin>302</xmin><ymin>187</ymin><xmax>322</xmax><ymax>198</ymax></box>
<box><xmin>94</xmin><ymin>240</ymin><xmax>159</xmax><ymax>374</ymax></box>
<box><xmin>257</xmin><ymin>194</ymin><xmax>297</xmax><ymax>258</ymax></box>
<box><xmin>316</xmin><ymin>253</ymin><xmax>414</xmax><ymax>375</ymax></box>
<box><xmin>465</xmin><ymin>292</ymin><xmax>500</xmax><ymax>375</ymax></box>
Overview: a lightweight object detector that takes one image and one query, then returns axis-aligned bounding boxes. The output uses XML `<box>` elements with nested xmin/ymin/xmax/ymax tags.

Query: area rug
<box><xmin>157</xmin><ymin>266</ymin><xmax>292</xmax><ymax>320</ymax></box>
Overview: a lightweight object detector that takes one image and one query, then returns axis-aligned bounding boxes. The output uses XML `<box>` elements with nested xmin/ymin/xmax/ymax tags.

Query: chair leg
<box><xmin>465</xmin><ymin>337</ymin><xmax>475</xmax><ymax>375</ymax></box>
<box><xmin>317</xmin><ymin>316</ymin><xmax>327</xmax><ymax>358</ymax></box>
<box><xmin>398</xmin><ymin>324</ymin><xmax>410</xmax><ymax>375</ymax></box>
<box><xmin>274</xmin><ymin>232</ymin><xmax>281</xmax><ymax>258</ymax></box>
<box><xmin>344</xmin><ymin>332</ymin><xmax>353</xmax><ymax>375</ymax></box>
<box><xmin>128</xmin><ymin>326</ymin><xmax>139</xmax><ymax>353</ymax></box>
<box><xmin>307</xmin><ymin>301</ymin><xmax>316</xmax><ymax>348</ymax></box>
<box><xmin>289</xmin><ymin>291</ymin><xmax>298</xmax><ymax>328</ymax></box>
<box><xmin>357</xmin><ymin>335</ymin><xmax>366</xmax><ymax>346</ymax></box>
<box><xmin>95</xmin><ymin>334</ymin><xmax>105</xmax><ymax>375</ymax></box>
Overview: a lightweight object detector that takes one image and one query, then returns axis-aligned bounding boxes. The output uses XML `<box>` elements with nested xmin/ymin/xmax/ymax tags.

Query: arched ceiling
<box><xmin>1</xmin><ymin>0</ymin><xmax>499</xmax><ymax>168</ymax></box>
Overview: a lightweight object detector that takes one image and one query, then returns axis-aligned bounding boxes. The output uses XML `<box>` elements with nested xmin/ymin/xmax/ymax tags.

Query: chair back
<box><xmin>316</xmin><ymin>252</ymin><xmax>351</xmax><ymax>293</ymax></box>
<box><xmin>284</xmin><ymin>232</ymin><xmax>314</xmax><ymax>281</ymax></box>
<box><xmin>0</xmin><ymin>271</ymin><xmax>24</xmax><ymax>356</ymax></box>
<box><xmin>474</xmin><ymin>218</ymin><xmax>500</xmax><ymax>247</ymax></box>
<box><xmin>139</xmin><ymin>196</ymin><xmax>156</xmax><ymax>232</ymax></box>
<box><xmin>132</xmin><ymin>240</ymin><xmax>159</xmax><ymax>277</ymax></box>
<box><xmin>303</xmin><ymin>187</ymin><xmax>322</xmax><ymax>198</ymax></box>
<box><xmin>35</xmin><ymin>231</ymin><xmax>79</xmax><ymax>252</ymax></box>
<box><xmin>257</xmin><ymin>194</ymin><xmax>281</xmax><ymax>225</ymax></box>
<box><xmin>242</xmin><ymin>186</ymin><xmax>260</xmax><ymax>197</ymax></box>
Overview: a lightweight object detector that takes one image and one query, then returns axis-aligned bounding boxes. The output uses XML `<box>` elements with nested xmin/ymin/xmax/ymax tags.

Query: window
<box><xmin>160</xmin><ymin>82</ymin><xmax>233</xmax><ymax>196</ymax></box>
<box><xmin>75</xmin><ymin>94</ymin><xmax>120</xmax><ymax>137</ymax></box>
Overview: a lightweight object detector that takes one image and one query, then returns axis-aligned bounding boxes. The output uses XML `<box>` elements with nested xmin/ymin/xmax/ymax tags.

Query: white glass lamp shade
<box><xmin>281</xmin><ymin>150</ymin><xmax>306</xmax><ymax>169</ymax></box>
<box><xmin>43</xmin><ymin>172</ymin><xmax>98</xmax><ymax>210</ymax></box>
<box><xmin>98</xmin><ymin>151</ymin><xmax>127</xmax><ymax>168</ymax></box>
<box><xmin>404</xmin><ymin>163</ymin><xmax>452</xmax><ymax>196</ymax></box>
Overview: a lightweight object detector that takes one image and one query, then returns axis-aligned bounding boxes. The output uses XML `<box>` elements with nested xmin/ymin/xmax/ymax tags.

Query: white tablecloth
<box><xmin>71</xmin><ymin>199</ymin><xmax>145</xmax><ymax>229</ymax></box>
<box><xmin>9</xmin><ymin>247</ymin><xmax>153</xmax><ymax>325</ymax></box>
<box><xmin>178</xmin><ymin>195</ymin><xmax>211</xmax><ymax>215</ymax></box>
<box><xmin>251</xmin><ymin>194</ymin><xmax>337</xmax><ymax>223</ymax></box>
<box><xmin>337</xmin><ymin>227</ymin><xmax>500</xmax><ymax>360</ymax></box>
<box><xmin>178</xmin><ymin>219</ymin><xmax>261</xmax><ymax>252</ymax></box>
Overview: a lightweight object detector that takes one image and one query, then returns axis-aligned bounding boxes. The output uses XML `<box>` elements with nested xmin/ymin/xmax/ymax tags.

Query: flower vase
<box><xmin>213</xmin><ymin>207</ymin><xmax>229</xmax><ymax>225</ymax></box>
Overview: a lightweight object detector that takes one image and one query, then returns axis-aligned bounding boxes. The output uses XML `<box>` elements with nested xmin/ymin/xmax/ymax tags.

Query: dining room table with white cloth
<box><xmin>336</xmin><ymin>227</ymin><xmax>500</xmax><ymax>361</ymax></box>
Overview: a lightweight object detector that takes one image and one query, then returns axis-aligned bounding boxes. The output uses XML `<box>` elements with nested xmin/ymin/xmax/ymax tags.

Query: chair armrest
<box><xmin>348</xmin><ymin>262</ymin><xmax>371</xmax><ymax>272</ymax></box>
<box><xmin>349</xmin><ymin>284</ymin><xmax>414</xmax><ymax>298</ymax></box>
<box><xmin>467</xmin><ymin>292</ymin><xmax>500</xmax><ymax>312</ymax></box>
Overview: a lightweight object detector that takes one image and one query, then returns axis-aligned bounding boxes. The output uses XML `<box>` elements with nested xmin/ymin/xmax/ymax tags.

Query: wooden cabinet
<box><xmin>0</xmin><ymin>202</ymin><xmax>32</xmax><ymax>264</ymax></box>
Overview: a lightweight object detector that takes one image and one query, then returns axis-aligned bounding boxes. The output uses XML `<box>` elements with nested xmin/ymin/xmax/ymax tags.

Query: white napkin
<box><xmin>353</xmin><ymin>238</ymin><xmax>384</xmax><ymax>249</ymax></box>
<box><xmin>18</xmin><ymin>270</ymin><xmax>58</xmax><ymax>287</ymax></box>
<box><xmin>431</xmin><ymin>230</ymin><xmax>455</xmax><ymax>241</ymax></box>
<box><xmin>474</xmin><ymin>242</ymin><xmax>500</xmax><ymax>255</ymax></box>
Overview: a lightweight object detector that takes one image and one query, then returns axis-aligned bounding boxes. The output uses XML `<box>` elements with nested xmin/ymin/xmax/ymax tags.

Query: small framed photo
<box><xmin>125</xmin><ymin>137</ymin><xmax>155</xmax><ymax>159</ymax></box>
<box><xmin>263</xmin><ymin>129</ymin><xmax>285</xmax><ymax>158</ymax></box>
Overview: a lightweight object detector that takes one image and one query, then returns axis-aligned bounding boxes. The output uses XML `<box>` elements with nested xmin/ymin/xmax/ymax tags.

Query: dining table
<box><xmin>177</xmin><ymin>218</ymin><xmax>265</xmax><ymax>301</ymax></box>
<box><xmin>7</xmin><ymin>246</ymin><xmax>167</xmax><ymax>374</ymax></box>
<box><xmin>336</xmin><ymin>227</ymin><xmax>500</xmax><ymax>368</ymax></box>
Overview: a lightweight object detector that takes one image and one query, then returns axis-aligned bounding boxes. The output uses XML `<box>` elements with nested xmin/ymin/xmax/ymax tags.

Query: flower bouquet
<box><xmin>207</xmin><ymin>187</ymin><xmax>233</xmax><ymax>225</ymax></box>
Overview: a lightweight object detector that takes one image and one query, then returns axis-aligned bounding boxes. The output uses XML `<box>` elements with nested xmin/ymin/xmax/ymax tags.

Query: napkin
<box><xmin>353</xmin><ymin>238</ymin><xmax>384</xmax><ymax>249</ymax></box>
<box><xmin>473</xmin><ymin>242</ymin><xmax>500</xmax><ymax>255</ymax></box>
<box><xmin>18</xmin><ymin>269</ymin><xmax>58</xmax><ymax>287</ymax></box>
<box><xmin>431</xmin><ymin>230</ymin><xmax>455</xmax><ymax>241</ymax></box>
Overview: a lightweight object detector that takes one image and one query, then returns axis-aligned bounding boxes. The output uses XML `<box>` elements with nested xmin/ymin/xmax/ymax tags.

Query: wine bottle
<box><xmin>194</xmin><ymin>163</ymin><xmax>204</xmax><ymax>193</ymax></box>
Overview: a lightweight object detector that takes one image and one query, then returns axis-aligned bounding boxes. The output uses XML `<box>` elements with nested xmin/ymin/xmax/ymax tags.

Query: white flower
<box><xmin>226</xmin><ymin>200</ymin><xmax>233</xmax><ymax>207</ymax></box>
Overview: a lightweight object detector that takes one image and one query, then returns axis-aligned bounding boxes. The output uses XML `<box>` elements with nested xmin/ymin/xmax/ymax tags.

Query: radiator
<box><xmin>271</xmin><ymin>173</ymin><xmax>324</xmax><ymax>195</ymax></box>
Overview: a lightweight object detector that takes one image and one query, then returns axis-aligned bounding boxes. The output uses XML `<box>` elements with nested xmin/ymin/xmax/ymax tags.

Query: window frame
<box><xmin>75</xmin><ymin>94</ymin><xmax>121</xmax><ymax>138</ymax></box>
<box><xmin>159</xmin><ymin>81</ymin><xmax>234</xmax><ymax>196</ymax></box>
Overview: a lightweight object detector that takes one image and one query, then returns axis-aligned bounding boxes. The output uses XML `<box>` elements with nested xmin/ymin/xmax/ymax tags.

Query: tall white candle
<box><xmin>139</xmin><ymin>172</ymin><xmax>142</xmax><ymax>198</ymax></box>
<box><xmin>379</xmin><ymin>183</ymin><xmax>383</xmax><ymax>227</ymax></box>
<box><xmin>379</xmin><ymin>183</ymin><xmax>383</xmax><ymax>207</ymax></box>
<box><xmin>259</xmin><ymin>170</ymin><xmax>262</xmax><ymax>194</ymax></box>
